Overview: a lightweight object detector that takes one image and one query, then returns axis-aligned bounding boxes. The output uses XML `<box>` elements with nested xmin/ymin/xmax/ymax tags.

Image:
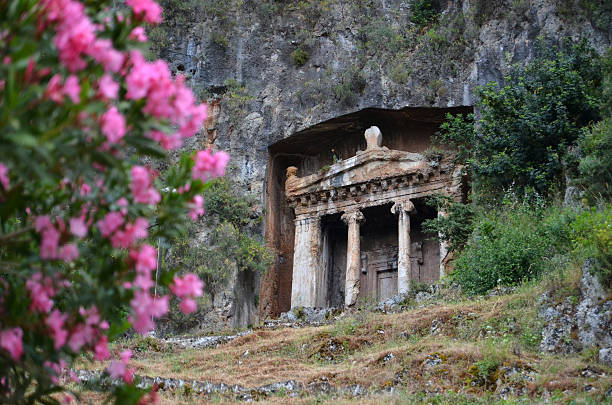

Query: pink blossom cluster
<box><xmin>126</xmin><ymin>51</ymin><xmax>208</xmax><ymax>150</ymax></box>
<box><xmin>170</xmin><ymin>273</ymin><xmax>204</xmax><ymax>314</ymax></box>
<box><xmin>130</xmin><ymin>166</ymin><xmax>161</xmax><ymax>205</ymax></box>
<box><xmin>192</xmin><ymin>149</ymin><xmax>230</xmax><ymax>182</ymax></box>
<box><xmin>188</xmin><ymin>195</ymin><xmax>205</xmax><ymax>221</ymax></box>
<box><xmin>35</xmin><ymin>215</ymin><xmax>80</xmax><ymax>262</ymax></box>
<box><xmin>0</xmin><ymin>327</ymin><xmax>23</xmax><ymax>361</ymax></box>
<box><xmin>101</xmin><ymin>106</ymin><xmax>126</xmax><ymax>143</ymax></box>
<box><xmin>107</xmin><ymin>350</ymin><xmax>134</xmax><ymax>383</ymax></box>
<box><xmin>97</xmin><ymin>211</ymin><xmax>149</xmax><ymax>248</ymax></box>
<box><xmin>26</xmin><ymin>273</ymin><xmax>56</xmax><ymax>312</ymax></box>
<box><xmin>42</xmin><ymin>0</ymin><xmax>124</xmax><ymax>73</ymax></box>
<box><xmin>15</xmin><ymin>271</ymin><xmax>111</xmax><ymax>362</ymax></box>
<box><xmin>45</xmin><ymin>74</ymin><xmax>80</xmax><ymax>104</ymax></box>
<box><xmin>128</xmin><ymin>244</ymin><xmax>169</xmax><ymax>333</ymax></box>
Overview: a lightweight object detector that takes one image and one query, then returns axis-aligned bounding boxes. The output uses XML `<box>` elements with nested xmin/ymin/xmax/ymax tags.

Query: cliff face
<box><xmin>153</xmin><ymin>0</ymin><xmax>610</xmax><ymax>326</ymax></box>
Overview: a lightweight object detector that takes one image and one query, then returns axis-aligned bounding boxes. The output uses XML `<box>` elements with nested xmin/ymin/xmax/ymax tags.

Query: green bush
<box><xmin>410</xmin><ymin>0</ymin><xmax>439</xmax><ymax>28</ymax></box>
<box><xmin>291</xmin><ymin>48</ymin><xmax>309</xmax><ymax>67</ymax></box>
<box><xmin>571</xmin><ymin>205</ymin><xmax>612</xmax><ymax>288</ymax></box>
<box><xmin>422</xmin><ymin>194</ymin><xmax>475</xmax><ymax>253</ymax></box>
<box><xmin>452</xmin><ymin>204</ymin><xmax>574</xmax><ymax>295</ymax></box>
<box><xmin>333</xmin><ymin>66</ymin><xmax>366</xmax><ymax>106</ymax></box>
<box><xmin>577</xmin><ymin>119</ymin><xmax>612</xmax><ymax>201</ymax></box>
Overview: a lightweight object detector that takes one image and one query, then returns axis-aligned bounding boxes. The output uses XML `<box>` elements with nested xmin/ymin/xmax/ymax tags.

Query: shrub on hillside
<box><xmin>571</xmin><ymin>205</ymin><xmax>612</xmax><ymax>288</ymax></box>
<box><xmin>578</xmin><ymin>119</ymin><xmax>612</xmax><ymax>202</ymax></box>
<box><xmin>423</xmin><ymin>194</ymin><xmax>475</xmax><ymax>253</ymax></box>
<box><xmin>452</xmin><ymin>204</ymin><xmax>576</xmax><ymax>295</ymax></box>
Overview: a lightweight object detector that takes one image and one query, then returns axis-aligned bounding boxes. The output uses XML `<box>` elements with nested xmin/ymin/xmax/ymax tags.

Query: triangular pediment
<box><xmin>286</xmin><ymin>148</ymin><xmax>429</xmax><ymax>198</ymax></box>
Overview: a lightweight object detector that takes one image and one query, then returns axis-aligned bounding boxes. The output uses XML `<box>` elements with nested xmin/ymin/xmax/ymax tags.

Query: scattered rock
<box><xmin>159</xmin><ymin>331</ymin><xmax>252</xmax><ymax>350</ymax></box>
<box><xmin>599</xmin><ymin>348</ymin><xmax>612</xmax><ymax>367</ymax></box>
<box><xmin>381</xmin><ymin>353</ymin><xmax>394</xmax><ymax>365</ymax></box>
<box><xmin>276</xmin><ymin>307</ymin><xmax>338</xmax><ymax>326</ymax></box>
<box><xmin>423</xmin><ymin>352</ymin><xmax>445</xmax><ymax>367</ymax></box>
<box><xmin>430</xmin><ymin>319</ymin><xmax>442</xmax><ymax>335</ymax></box>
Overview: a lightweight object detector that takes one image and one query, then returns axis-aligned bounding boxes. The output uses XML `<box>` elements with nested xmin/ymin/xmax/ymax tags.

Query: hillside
<box><xmin>71</xmin><ymin>262</ymin><xmax>612</xmax><ymax>404</ymax></box>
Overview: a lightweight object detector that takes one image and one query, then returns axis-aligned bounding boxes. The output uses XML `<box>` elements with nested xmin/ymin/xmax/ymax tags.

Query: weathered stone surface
<box><xmin>155</xmin><ymin>0</ymin><xmax>610</xmax><ymax>322</ymax></box>
<box><xmin>539</xmin><ymin>260</ymin><xmax>612</xmax><ymax>355</ymax></box>
<box><xmin>599</xmin><ymin>348</ymin><xmax>612</xmax><ymax>367</ymax></box>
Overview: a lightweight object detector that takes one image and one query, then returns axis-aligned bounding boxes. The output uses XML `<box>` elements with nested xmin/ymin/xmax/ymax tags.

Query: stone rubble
<box><xmin>158</xmin><ymin>331</ymin><xmax>253</xmax><ymax>350</ymax></box>
<box><xmin>71</xmin><ymin>369</ymin><xmax>369</xmax><ymax>400</ymax></box>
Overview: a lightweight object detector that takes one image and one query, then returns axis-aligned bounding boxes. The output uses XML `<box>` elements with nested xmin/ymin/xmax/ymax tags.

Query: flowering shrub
<box><xmin>0</xmin><ymin>0</ymin><xmax>229</xmax><ymax>402</ymax></box>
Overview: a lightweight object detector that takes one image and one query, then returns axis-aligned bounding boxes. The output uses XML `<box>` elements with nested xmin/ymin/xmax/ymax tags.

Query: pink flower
<box><xmin>44</xmin><ymin>359</ymin><xmax>67</xmax><ymax>384</ymax></box>
<box><xmin>121</xmin><ymin>349</ymin><xmax>132</xmax><ymax>363</ymax></box>
<box><xmin>88</xmin><ymin>39</ymin><xmax>124</xmax><ymax>73</ymax></box>
<box><xmin>188</xmin><ymin>195</ymin><xmax>205</xmax><ymax>221</ymax></box>
<box><xmin>147</xmin><ymin>130</ymin><xmax>183</xmax><ymax>150</ymax></box>
<box><xmin>116</xmin><ymin>197</ymin><xmax>129</xmax><ymax>215</ymax></box>
<box><xmin>46</xmin><ymin>74</ymin><xmax>64</xmax><ymax>103</ymax></box>
<box><xmin>131</xmin><ymin>244</ymin><xmax>157</xmax><ymax>273</ymax></box>
<box><xmin>192</xmin><ymin>149</ymin><xmax>230</xmax><ymax>182</ymax></box>
<box><xmin>170</xmin><ymin>273</ymin><xmax>203</xmax><ymax>299</ymax></box>
<box><xmin>94</xmin><ymin>335</ymin><xmax>110</xmax><ymax>360</ymax></box>
<box><xmin>70</xmin><ymin>217</ymin><xmax>88</xmax><ymax>238</ymax></box>
<box><xmin>35</xmin><ymin>215</ymin><xmax>52</xmax><ymax>232</ymax></box>
<box><xmin>179</xmin><ymin>298</ymin><xmax>197</xmax><ymax>314</ymax></box>
<box><xmin>26</xmin><ymin>273</ymin><xmax>55</xmax><ymax>312</ymax></box>
<box><xmin>98</xmin><ymin>74</ymin><xmax>119</xmax><ymax>99</ymax></box>
<box><xmin>107</xmin><ymin>360</ymin><xmax>125</xmax><ymax>378</ymax></box>
<box><xmin>53</xmin><ymin>2</ymin><xmax>96</xmax><ymax>72</ymax></box>
<box><xmin>46</xmin><ymin>309</ymin><xmax>68</xmax><ymax>349</ymax></box>
<box><xmin>40</xmin><ymin>226</ymin><xmax>60</xmax><ymax>260</ymax></box>
<box><xmin>0</xmin><ymin>163</ymin><xmax>9</xmax><ymax>191</ymax></box>
<box><xmin>101</xmin><ymin>106</ymin><xmax>126</xmax><ymax>143</ymax></box>
<box><xmin>67</xmin><ymin>323</ymin><xmax>96</xmax><ymax>352</ymax></box>
<box><xmin>126</xmin><ymin>0</ymin><xmax>162</xmax><ymax>24</ymax></box>
<box><xmin>129</xmin><ymin>27</ymin><xmax>147</xmax><ymax>42</ymax></box>
<box><xmin>111</xmin><ymin>217</ymin><xmax>149</xmax><ymax>248</ymax></box>
<box><xmin>106</xmin><ymin>350</ymin><xmax>133</xmax><ymax>382</ymax></box>
<box><xmin>58</xmin><ymin>243</ymin><xmax>79</xmax><ymax>262</ymax></box>
<box><xmin>97</xmin><ymin>212</ymin><xmax>124</xmax><ymax>237</ymax></box>
<box><xmin>129</xmin><ymin>291</ymin><xmax>168</xmax><ymax>333</ymax></box>
<box><xmin>63</xmin><ymin>75</ymin><xmax>80</xmax><ymax>103</ymax></box>
<box><xmin>130</xmin><ymin>217</ymin><xmax>149</xmax><ymax>240</ymax></box>
<box><xmin>0</xmin><ymin>327</ymin><xmax>23</xmax><ymax>361</ymax></box>
<box><xmin>130</xmin><ymin>166</ymin><xmax>160</xmax><ymax>205</ymax></box>
<box><xmin>79</xmin><ymin>183</ymin><xmax>91</xmax><ymax>196</ymax></box>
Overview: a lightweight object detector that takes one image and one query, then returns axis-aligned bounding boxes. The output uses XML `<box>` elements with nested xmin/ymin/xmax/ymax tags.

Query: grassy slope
<box><xmin>73</xmin><ymin>265</ymin><xmax>611</xmax><ymax>404</ymax></box>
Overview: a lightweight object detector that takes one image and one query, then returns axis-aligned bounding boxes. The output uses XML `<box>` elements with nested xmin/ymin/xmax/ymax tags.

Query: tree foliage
<box><xmin>437</xmin><ymin>39</ymin><xmax>604</xmax><ymax>199</ymax></box>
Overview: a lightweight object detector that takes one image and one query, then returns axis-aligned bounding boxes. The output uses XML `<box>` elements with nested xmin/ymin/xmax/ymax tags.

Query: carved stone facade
<box><xmin>285</xmin><ymin>127</ymin><xmax>462</xmax><ymax>309</ymax></box>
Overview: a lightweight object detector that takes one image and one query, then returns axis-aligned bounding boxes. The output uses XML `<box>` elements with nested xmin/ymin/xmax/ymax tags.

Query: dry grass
<box><xmin>72</xmin><ymin>287</ymin><xmax>612</xmax><ymax>404</ymax></box>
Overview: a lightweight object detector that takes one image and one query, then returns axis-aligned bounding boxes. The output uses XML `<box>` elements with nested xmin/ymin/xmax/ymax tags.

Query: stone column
<box><xmin>392</xmin><ymin>200</ymin><xmax>415</xmax><ymax>295</ymax></box>
<box><xmin>291</xmin><ymin>215</ymin><xmax>322</xmax><ymax>308</ymax></box>
<box><xmin>342</xmin><ymin>209</ymin><xmax>365</xmax><ymax>307</ymax></box>
<box><xmin>438</xmin><ymin>210</ymin><xmax>449</xmax><ymax>279</ymax></box>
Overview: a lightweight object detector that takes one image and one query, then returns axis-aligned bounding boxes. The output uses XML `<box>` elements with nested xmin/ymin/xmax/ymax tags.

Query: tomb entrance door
<box><xmin>360</xmin><ymin>247</ymin><xmax>398</xmax><ymax>302</ymax></box>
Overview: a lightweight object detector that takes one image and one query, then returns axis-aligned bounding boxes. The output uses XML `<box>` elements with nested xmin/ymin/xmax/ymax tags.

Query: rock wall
<box><xmin>153</xmin><ymin>0</ymin><xmax>610</xmax><ymax>324</ymax></box>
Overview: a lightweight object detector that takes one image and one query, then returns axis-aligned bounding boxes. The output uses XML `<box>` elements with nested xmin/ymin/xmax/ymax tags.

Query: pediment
<box><xmin>285</xmin><ymin>148</ymin><xmax>429</xmax><ymax>198</ymax></box>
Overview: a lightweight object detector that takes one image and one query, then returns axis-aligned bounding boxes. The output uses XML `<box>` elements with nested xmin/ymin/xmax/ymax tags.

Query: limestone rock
<box><xmin>539</xmin><ymin>260</ymin><xmax>612</xmax><ymax>355</ymax></box>
<box><xmin>599</xmin><ymin>348</ymin><xmax>612</xmax><ymax>367</ymax></box>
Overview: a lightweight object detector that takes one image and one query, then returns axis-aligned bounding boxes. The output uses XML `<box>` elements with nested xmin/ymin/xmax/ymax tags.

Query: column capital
<box><xmin>341</xmin><ymin>209</ymin><xmax>365</xmax><ymax>225</ymax></box>
<box><xmin>391</xmin><ymin>199</ymin><xmax>415</xmax><ymax>215</ymax></box>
